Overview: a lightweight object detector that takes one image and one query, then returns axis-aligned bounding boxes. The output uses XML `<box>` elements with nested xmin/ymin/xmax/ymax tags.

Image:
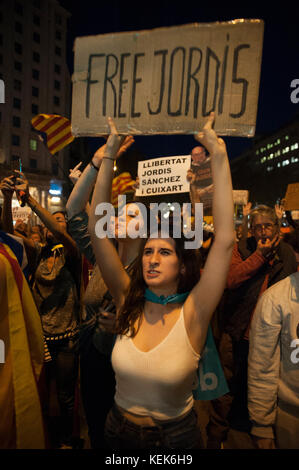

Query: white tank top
<box><xmin>112</xmin><ymin>307</ymin><xmax>200</xmax><ymax>420</ymax></box>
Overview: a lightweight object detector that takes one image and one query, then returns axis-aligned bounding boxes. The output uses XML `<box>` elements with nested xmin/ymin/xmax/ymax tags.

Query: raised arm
<box><xmin>15</xmin><ymin>172</ymin><xmax>78</xmax><ymax>258</ymax></box>
<box><xmin>66</xmin><ymin>137</ymin><xmax>134</xmax><ymax>221</ymax></box>
<box><xmin>184</xmin><ymin>113</ymin><xmax>235</xmax><ymax>352</ymax></box>
<box><xmin>88</xmin><ymin>118</ymin><xmax>132</xmax><ymax>308</ymax></box>
<box><xmin>0</xmin><ymin>175</ymin><xmax>15</xmax><ymax>234</ymax></box>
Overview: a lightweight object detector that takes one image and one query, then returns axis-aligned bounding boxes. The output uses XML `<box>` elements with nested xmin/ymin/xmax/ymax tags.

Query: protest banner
<box><xmin>233</xmin><ymin>190</ymin><xmax>249</xmax><ymax>205</ymax></box>
<box><xmin>72</xmin><ymin>20</ymin><xmax>264</xmax><ymax>137</ymax></box>
<box><xmin>12</xmin><ymin>205</ymin><xmax>31</xmax><ymax>224</ymax></box>
<box><xmin>189</xmin><ymin>150</ymin><xmax>213</xmax><ymax>211</ymax></box>
<box><xmin>284</xmin><ymin>183</ymin><xmax>299</xmax><ymax>210</ymax></box>
<box><xmin>136</xmin><ymin>155</ymin><xmax>191</xmax><ymax>196</ymax></box>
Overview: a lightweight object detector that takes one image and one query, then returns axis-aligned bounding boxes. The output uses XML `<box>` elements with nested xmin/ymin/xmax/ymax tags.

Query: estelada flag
<box><xmin>0</xmin><ymin>241</ymin><xmax>45</xmax><ymax>448</ymax></box>
<box><xmin>111</xmin><ymin>172</ymin><xmax>136</xmax><ymax>207</ymax></box>
<box><xmin>31</xmin><ymin>114</ymin><xmax>74</xmax><ymax>155</ymax></box>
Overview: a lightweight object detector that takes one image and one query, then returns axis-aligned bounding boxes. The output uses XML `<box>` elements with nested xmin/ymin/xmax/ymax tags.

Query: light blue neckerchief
<box><xmin>144</xmin><ymin>288</ymin><xmax>189</xmax><ymax>305</ymax></box>
<box><xmin>144</xmin><ymin>289</ymin><xmax>229</xmax><ymax>400</ymax></box>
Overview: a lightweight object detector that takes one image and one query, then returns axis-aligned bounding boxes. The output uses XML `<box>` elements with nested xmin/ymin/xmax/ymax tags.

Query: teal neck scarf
<box><xmin>144</xmin><ymin>288</ymin><xmax>189</xmax><ymax>305</ymax></box>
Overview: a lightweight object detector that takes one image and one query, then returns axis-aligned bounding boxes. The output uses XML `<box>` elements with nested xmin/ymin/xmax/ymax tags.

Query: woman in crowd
<box><xmin>88</xmin><ymin>112</ymin><xmax>235</xmax><ymax>449</ymax></box>
<box><xmin>66</xmin><ymin>136</ymin><xmax>145</xmax><ymax>448</ymax></box>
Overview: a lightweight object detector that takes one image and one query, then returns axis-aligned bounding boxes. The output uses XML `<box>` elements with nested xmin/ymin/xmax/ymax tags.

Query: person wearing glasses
<box><xmin>206</xmin><ymin>205</ymin><xmax>297</xmax><ymax>449</ymax></box>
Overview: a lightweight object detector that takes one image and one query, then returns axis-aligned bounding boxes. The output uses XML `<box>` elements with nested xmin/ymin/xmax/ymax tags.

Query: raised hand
<box><xmin>0</xmin><ymin>175</ymin><xmax>15</xmax><ymax>199</ymax></box>
<box><xmin>69</xmin><ymin>162</ymin><xmax>82</xmax><ymax>185</ymax></box>
<box><xmin>243</xmin><ymin>202</ymin><xmax>252</xmax><ymax>217</ymax></box>
<box><xmin>274</xmin><ymin>203</ymin><xmax>284</xmax><ymax>220</ymax></box>
<box><xmin>103</xmin><ymin>117</ymin><xmax>126</xmax><ymax>160</ymax></box>
<box><xmin>195</xmin><ymin>112</ymin><xmax>227</xmax><ymax>157</ymax></box>
<box><xmin>93</xmin><ymin>135</ymin><xmax>134</xmax><ymax>168</ymax></box>
<box><xmin>14</xmin><ymin>170</ymin><xmax>30</xmax><ymax>200</ymax></box>
<box><xmin>256</xmin><ymin>234</ymin><xmax>280</xmax><ymax>258</ymax></box>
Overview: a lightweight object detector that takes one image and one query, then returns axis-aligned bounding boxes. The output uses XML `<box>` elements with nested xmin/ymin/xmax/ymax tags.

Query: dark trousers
<box><xmin>104</xmin><ymin>404</ymin><xmax>202</xmax><ymax>450</ymax></box>
<box><xmin>80</xmin><ymin>340</ymin><xmax>115</xmax><ymax>449</ymax></box>
<box><xmin>44</xmin><ymin>337</ymin><xmax>79</xmax><ymax>447</ymax></box>
<box><xmin>206</xmin><ymin>333</ymin><xmax>251</xmax><ymax>443</ymax></box>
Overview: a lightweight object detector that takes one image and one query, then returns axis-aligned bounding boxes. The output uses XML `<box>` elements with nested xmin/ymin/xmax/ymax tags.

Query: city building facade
<box><xmin>231</xmin><ymin>114</ymin><xmax>299</xmax><ymax>206</ymax></box>
<box><xmin>0</xmin><ymin>0</ymin><xmax>71</xmax><ymax>218</ymax></box>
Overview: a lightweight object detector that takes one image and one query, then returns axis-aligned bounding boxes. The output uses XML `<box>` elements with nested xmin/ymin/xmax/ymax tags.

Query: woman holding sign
<box><xmin>88</xmin><ymin>113</ymin><xmax>234</xmax><ymax>449</ymax></box>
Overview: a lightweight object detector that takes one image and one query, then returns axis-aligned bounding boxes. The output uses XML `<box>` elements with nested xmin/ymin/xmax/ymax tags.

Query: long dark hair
<box><xmin>115</xmin><ymin>229</ymin><xmax>202</xmax><ymax>337</ymax></box>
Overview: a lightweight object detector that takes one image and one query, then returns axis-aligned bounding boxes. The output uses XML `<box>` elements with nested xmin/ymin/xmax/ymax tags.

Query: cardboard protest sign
<box><xmin>189</xmin><ymin>147</ymin><xmax>213</xmax><ymax>211</ymax></box>
<box><xmin>284</xmin><ymin>183</ymin><xmax>299</xmax><ymax>210</ymax></box>
<box><xmin>136</xmin><ymin>155</ymin><xmax>191</xmax><ymax>196</ymax></box>
<box><xmin>233</xmin><ymin>190</ymin><xmax>249</xmax><ymax>205</ymax></box>
<box><xmin>12</xmin><ymin>206</ymin><xmax>32</xmax><ymax>223</ymax></box>
<box><xmin>72</xmin><ymin>20</ymin><xmax>264</xmax><ymax>137</ymax></box>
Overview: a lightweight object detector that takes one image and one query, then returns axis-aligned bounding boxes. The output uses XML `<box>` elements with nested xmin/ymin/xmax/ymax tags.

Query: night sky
<box><xmin>59</xmin><ymin>0</ymin><xmax>299</xmax><ymax>161</ymax></box>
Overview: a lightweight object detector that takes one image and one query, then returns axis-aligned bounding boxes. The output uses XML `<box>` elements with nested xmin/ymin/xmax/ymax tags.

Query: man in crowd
<box><xmin>206</xmin><ymin>205</ymin><xmax>297</xmax><ymax>448</ymax></box>
<box><xmin>248</xmin><ymin>271</ymin><xmax>299</xmax><ymax>449</ymax></box>
<box><xmin>0</xmin><ymin>171</ymin><xmax>81</xmax><ymax>449</ymax></box>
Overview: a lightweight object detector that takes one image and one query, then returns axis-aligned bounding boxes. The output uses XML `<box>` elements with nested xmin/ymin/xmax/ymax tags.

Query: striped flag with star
<box><xmin>31</xmin><ymin>114</ymin><xmax>75</xmax><ymax>155</ymax></box>
<box><xmin>111</xmin><ymin>172</ymin><xmax>136</xmax><ymax>207</ymax></box>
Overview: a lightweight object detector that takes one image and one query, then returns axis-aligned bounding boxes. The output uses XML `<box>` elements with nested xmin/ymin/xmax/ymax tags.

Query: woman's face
<box><xmin>142</xmin><ymin>237</ymin><xmax>183</xmax><ymax>292</ymax></box>
<box><xmin>114</xmin><ymin>203</ymin><xmax>145</xmax><ymax>240</ymax></box>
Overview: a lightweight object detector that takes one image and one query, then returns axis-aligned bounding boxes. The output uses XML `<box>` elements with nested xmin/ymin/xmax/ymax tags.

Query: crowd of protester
<box><xmin>0</xmin><ymin>114</ymin><xmax>298</xmax><ymax>450</ymax></box>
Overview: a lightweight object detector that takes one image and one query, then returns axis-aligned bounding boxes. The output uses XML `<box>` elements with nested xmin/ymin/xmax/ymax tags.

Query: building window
<box><xmin>30</xmin><ymin>159</ymin><xmax>37</xmax><ymax>169</ymax></box>
<box><xmin>32</xmin><ymin>86</ymin><xmax>39</xmax><ymax>97</ymax></box>
<box><xmin>0</xmin><ymin>54</ymin><xmax>3</xmax><ymax>65</ymax></box>
<box><xmin>14</xmin><ymin>42</ymin><xmax>22</xmax><ymax>54</ymax></box>
<box><xmin>33</xmin><ymin>0</ymin><xmax>41</xmax><ymax>8</ymax></box>
<box><xmin>0</xmin><ymin>34</ymin><xmax>3</xmax><ymax>45</ymax></box>
<box><xmin>32</xmin><ymin>103</ymin><xmax>39</xmax><ymax>114</ymax></box>
<box><xmin>55</xmin><ymin>30</ymin><xmax>62</xmax><ymax>40</ymax></box>
<box><xmin>30</xmin><ymin>139</ymin><xmax>38</xmax><ymax>151</ymax></box>
<box><xmin>54</xmin><ymin>80</ymin><xmax>60</xmax><ymax>91</ymax></box>
<box><xmin>282</xmin><ymin>160</ymin><xmax>290</xmax><ymax>166</ymax></box>
<box><xmin>13</xmin><ymin>79</ymin><xmax>22</xmax><ymax>91</ymax></box>
<box><xmin>285</xmin><ymin>135</ymin><xmax>289</xmax><ymax>140</ymax></box>
<box><xmin>13</xmin><ymin>97</ymin><xmax>21</xmax><ymax>109</ymax></box>
<box><xmin>291</xmin><ymin>157</ymin><xmax>299</xmax><ymax>163</ymax></box>
<box><xmin>12</xmin><ymin>155</ymin><xmax>20</xmax><ymax>162</ymax></box>
<box><xmin>54</xmin><ymin>64</ymin><xmax>61</xmax><ymax>74</ymax></box>
<box><xmin>33</xmin><ymin>14</ymin><xmax>40</xmax><ymax>26</ymax></box>
<box><xmin>55</xmin><ymin>46</ymin><xmax>61</xmax><ymax>56</ymax></box>
<box><xmin>291</xmin><ymin>143</ymin><xmax>299</xmax><ymax>150</ymax></box>
<box><xmin>12</xmin><ymin>135</ymin><xmax>20</xmax><ymax>146</ymax></box>
<box><xmin>55</xmin><ymin>13</ymin><xmax>62</xmax><ymax>25</ymax></box>
<box><xmin>32</xmin><ymin>69</ymin><xmax>39</xmax><ymax>80</ymax></box>
<box><xmin>54</xmin><ymin>96</ymin><xmax>60</xmax><ymax>106</ymax></box>
<box><xmin>15</xmin><ymin>22</ymin><xmax>23</xmax><ymax>34</ymax></box>
<box><xmin>33</xmin><ymin>51</ymin><xmax>40</xmax><ymax>62</ymax></box>
<box><xmin>13</xmin><ymin>116</ymin><xmax>21</xmax><ymax>127</ymax></box>
<box><xmin>14</xmin><ymin>2</ymin><xmax>24</xmax><ymax>16</ymax></box>
<box><xmin>14</xmin><ymin>61</ymin><xmax>22</xmax><ymax>72</ymax></box>
<box><xmin>33</xmin><ymin>32</ymin><xmax>40</xmax><ymax>43</ymax></box>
